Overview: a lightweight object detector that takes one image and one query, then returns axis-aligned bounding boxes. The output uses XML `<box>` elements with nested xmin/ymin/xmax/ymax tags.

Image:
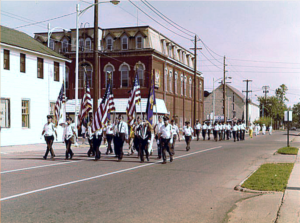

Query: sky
<box><xmin>1</xmin><ymin>0</ymin><xmax>300</xmax><ymax>107</ymax></box>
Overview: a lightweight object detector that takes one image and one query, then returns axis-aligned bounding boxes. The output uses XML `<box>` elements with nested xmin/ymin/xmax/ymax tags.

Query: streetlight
<box><xmin>212</xmin><ymin>76</ymin><xmax>231</xmax><ymax>123</ymax></box>
<box><xmin>75</xmin><ymin>0</ymin><xmax>120</xmax><ymax>131</ymax></box>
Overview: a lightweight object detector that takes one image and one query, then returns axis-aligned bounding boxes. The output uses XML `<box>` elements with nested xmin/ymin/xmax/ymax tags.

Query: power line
<box><xmin>227</xmin><ymin>58</ymin><xmax>300</xmax><ymax>65</ymax></box>
<box><xmin>1</xmin><ymin>13</ymin><xmax>46</xmax><ymax>30</ymax></box>
<box><xmin>199</xmin><ymin>51</ymin><xmax>222</xmax><ymax>70</ymax></box>
<box><xmin>227</xmin><ymin>64</ymin><xmax>300</xmax><ymax>69</ymax></box>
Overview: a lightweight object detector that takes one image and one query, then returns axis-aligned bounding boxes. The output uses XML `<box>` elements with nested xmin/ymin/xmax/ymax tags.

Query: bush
<box><xmin>253</xmin><ymin>117</ymin><xmax>272</xmax><ymax>127</ymax></box>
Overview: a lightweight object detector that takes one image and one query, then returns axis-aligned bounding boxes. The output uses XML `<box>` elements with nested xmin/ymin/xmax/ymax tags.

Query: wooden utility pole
<box><xmin>243</xmin><ymin>80</ymin><xmax>252</xmax><ymax>127</ymax></box>
<box><xmin>93</xmin><ymin>0</ymin><xmax>99</xmax><ymax>114</ymax></box>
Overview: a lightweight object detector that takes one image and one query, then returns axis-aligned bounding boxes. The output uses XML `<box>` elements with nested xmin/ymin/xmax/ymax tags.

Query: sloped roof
<box><xmin>0</xmin><ymin>25</ymin><xmax>69</xmax><ymax>61</ymax></box>
<box><xmin>216</xmin><ymin>84</ymin><xmax>245</xmax><ymax>102</ymax></box>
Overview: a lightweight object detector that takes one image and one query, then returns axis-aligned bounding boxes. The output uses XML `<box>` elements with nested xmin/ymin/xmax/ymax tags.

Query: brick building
<box><xmin>34</xmin><ymin>26</ymin><xmax>204</xmax><ymax>128</ymax></box>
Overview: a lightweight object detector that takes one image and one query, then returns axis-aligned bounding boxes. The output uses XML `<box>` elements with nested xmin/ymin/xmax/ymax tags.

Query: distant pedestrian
<box><xmin>194</xmin><ymin>120</ymin><xmax>201</xmax><ymax>141</ymax></box>
<box><xmin>269</xmin><ymin>125</ymin><xmax>273</xmax><ymax>135</ymax></box>
<box><xmin>232</xmin><ymin>123</ymin><xmax>237</xmax><ymax>142</ymax></box>
<box><xmin>41</xmin><ymin>115</ymin><xmax>57</xmax><ymax>160</ymax></box>
<box><xmin>213</xmin><ymin>121</ymin><xmax>219</xmax><ymax>142</ymax></box>
<box><xmin>136</xmin><ymin>119</ymin><xmax>152</xmax><ymax>163</ymax></box>
<box><xmin>183</xmin><ymin>121</ymin><xmax>193</xmax><ymax>151</ymax></box>
<box><xmin>202</xmin><ymin>121</ymin><xmax>207</xmax><ymax>140</ymax></box>
<box><xmin>225</xmin><ymin>122</ymin><xmax>231</xmax><ymax>140</ymax></box>
<box><xmin>249</xmin><ymin>123</ymin><xmax>253</xmax><ymax>138</ymax></box>
<box><xmin>207</xmin><ymin>122</ymin><xmax>212</xmax><ymax>140</ymax></box>
<box><xmin>63</xmin><ymin>117</ymin><xmax>77</xmax><ymax>160</ymax></box>
<box><xmin>241</xmin><ymin>121</ymin><xmax>246</xmax><ymax>140</ymax></box>
<box><xmin>104</xmin><ymin>119</ymin><xmax>114</xmax><ymax>155</ymax></box>
<box><xmin>158</xmin><ymin>116</ymin><xmax>173</xmax><ymax>164</ymax></box>
<box><xmin>81</xmin><ymin>123</ymin><xmax>87</xmax><ymax>144</ymax></box>
<box><xmin>236</xmin><ymin>122</ymin><xmax>240</xmax><ymax>141</ymax></box>
<box><xmin>114</xmin><ymin>115</ymin><xmax>128</xmax><ymax>162</ymax></box>
<box><xmin>171</xmin><ymin>119</ymin><xmax>180</xmax><ymax>155</ymax></box>
<box><xmin>262</xmin><ymin>124</ymin><xmax>266</xmax><ymax>135</ymax></box>
<box><xmin>87</xmin><ymin>116</ymin><xmax>94</xmax><ymax>157</ymax></box>
<box><xmin>154</xmin><ymin>116</ymin><xmax>164</xmax><ymax>159</ymax></box>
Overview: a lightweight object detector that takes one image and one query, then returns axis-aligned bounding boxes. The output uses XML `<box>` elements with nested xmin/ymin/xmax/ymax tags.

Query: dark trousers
<box><xmin>139</xmin><ymin>138</ymin><xmax>149</xmax><ymax>162</ymax></box>
<box><xmin>213</xmin><ymin>130</ymin><xmax>219</xmax><ymax>141</ymax></box>
<box><xmin>134</xmin><ymin>136</ymin><xmax>140</xmax><ymax>153</ymax></box>
<box><xmin>161</xmin><ymin>138</ymin><xmax>172</xmax><ymax>162</ymax></box>
<box><xmin>171</xmin><ymin>135</ymin><xmax>177</xmax><ymax>155</ymax></box>
<box><xmin>106</xmin><ymin>134</ymin><xmax>113</xmax><ymax>154</ymax></box>
<box><xmin>223</xmin><ymin>130</ymin><xmax>226</xmax><ymax>140</ymax></box>
<box><xmin>195</xmin><ymin>130</ymin><xmax>200</xmax><ymax>141</ymax></box>
<box><xmin>93</xmin><ymin>135</ymin><xmax>102</xmax><ymax>160</ymax></box>
<box><xmin>185</xmin><ymin>135</ymin><xmax>192</xmax><ymax>151</ymax></box>
<box><xmin>241</xmin><ymin>130</ymin><xmax>245</xmax><ymax>140</ymax></box>
<box><xmin>219</xmin><ymin>131</ymin><xmax>223</xmax><ymax>141</ymax></box>
<box><xmin>237</xmin><ymin>131</ymin><xmax>240</xmax><ymax>141</ymax></box>
<box><xmin>202</xmin><ymin>130</ymin><xmax>206</xmax><ymax>140</ymax></box>
<box><xmin>233</xmin><ymin>131</ymin><xmax>237</xmax><ymax>142</ymax></box>
<box><xmin>44</xmin><ymin>135</ymin><xmax>55</xmax><ymax>158</ymax></box>
<box><xmin>207</xmin><ymin>129</ymin><xmax>211</xmax><ymax>140</ymax></box>
<box><xmin>155</xmin><ymin>135</ymin><xmax>162</xmax><ymax>157</ymax></box>
<box><xmin>65</xmin><ymin>139</ymin><xmax>73</xmax><ymax>159</ymax></box>
<box><xmin>87</xmin><ymin>138</ymin><xmax>94</xmax><ymax>156</ymax></box>
<box><xmin>226</xmin><ymin>130</ymin><xmax>230</xmax><ymax>140</ymax></box>
<box><xmin>115</xmin><ymin>133</ymin><xmax>125</xmax><ymax>160</ymax></box>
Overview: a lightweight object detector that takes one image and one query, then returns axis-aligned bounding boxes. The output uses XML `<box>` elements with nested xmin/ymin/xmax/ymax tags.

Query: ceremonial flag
<box><xmin>78</xmin><ymin>81</ymin><xmax>92</xmax><ymax>129</ymax></box>
<box><xmin>92</xmin><ymin>82</ymin><xmax>115</xmax><ymax>132</ymax></box>
<box><xmin>146</xmin><ymin>74</ymin><xmax>156</xmax><ymax>125</ymax></box>
<box><xmin>54</xmin><ymin>83</ymin><xmax>65</xmax><ymax>126</ymax></box>
<box><xmin>126</xmin><ymin>73</ymin><xmax>141</xmax><ymax>126</ymax></box>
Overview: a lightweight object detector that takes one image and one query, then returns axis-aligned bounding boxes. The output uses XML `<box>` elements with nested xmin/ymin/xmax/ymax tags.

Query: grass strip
<box><xmin>242</xmin><ymin>163</ymin><xmax>294</xmax><ymax>192</ymax></box>
<box><xmin>277</xmin><ymin>146</ymin><xmax>299</xmax><ymax>155</ymax></box>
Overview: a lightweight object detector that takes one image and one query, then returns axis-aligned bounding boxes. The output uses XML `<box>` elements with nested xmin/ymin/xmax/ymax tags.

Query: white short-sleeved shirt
<box><xmin>214</xmin><ymin>124</ymin><xmax>220</xmax><ymax>131</ymax></box>
<box><xmin>202</xmin><ymin>124</ymin><xmax>207</xmax><ymax>130</ymax></box>
<box><xmin>155</xmin><ymin>122</ymin><xmax>163</xmax><ymax>134</ymax></box>
<box><xmin>116</xmin><ymin>121</ymin><xmax>128</xmax><ymax>139</ymax></box>
<box><xmin>65</xmin><ymin>124</ymin><xmax>75</xmax><ymax>140</ymax></box>
<box><xmin>81</xmin><ymin>125</ymin><xmax>86</xmax><ymax>133</ymax></box>
<box><xmin>104</xmin><ymin>124</ymin><xmax>114</xmax><ymax>135</ymax></box>
<box><xmin>159</xmin><ymin>124</ymin><xmax>172</xmax><ymax>139</ymax></box>
<box><xmin>194</xmin><ymin>123</ymin><xmax>201</xmax><ymax>130</ymax></box>
<box><xmin>43</xmin><ymin>122</ymin><xmax>55</xmax><ymax>136</ymax></box>
<box><xmin>183</xmin><ymin>126</ymin><xmax>194</xmax><ymax>136</ymax></box>
<box><xmin>232</xmin><ymin>125</ymin><xmax>238</xmax><ymax>131</ymax></box>
<box><xmin>172</xmin><ymin>124</ymin><xmax>179</xmax><ymax>135</ymax></box>
<box><xmin>237</xmin><ymin>125</ymin><xmax>241</xmax><ymax>130</ymax></box>
<box><xmin>208</xmin><ymin>125</ymin><xmax>212</xmax><ymax>130</ymax></box>
<box><xmin>240</xmin><ymin>124</ymin><xmax>245</xmax><ymax>130</ymax></box>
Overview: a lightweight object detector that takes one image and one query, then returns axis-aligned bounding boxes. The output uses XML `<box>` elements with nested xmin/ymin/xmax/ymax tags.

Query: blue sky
<box><xmin>2</xmin><ymin>0</ymin><xmax>300</xmax><ymax>107</ymax></box>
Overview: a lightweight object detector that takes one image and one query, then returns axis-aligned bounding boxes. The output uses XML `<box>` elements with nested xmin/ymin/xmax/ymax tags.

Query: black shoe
<box><xmin>162</xmin><ymin>161</ymin><xmax>167</xmax><ymax>164</ymax></box>
<box><xmin>87</xmin><ymin>153</ymin><xmax>91</xmax><ymax>157</ymax></box>
<box><xmin>105</xmin><ymin>151</ymin><xmax>108</xmax><ymax>155</ymax></box>
<box><xmin>170</xmin><ymin>156</ymin><xmax>173</xmax><ymax>162</ymax></box>
<box><xmin>157</xmin><ymin>156</ymin><xmax>161</xmax><ymax>159</ymax></box>
<box><xmin>147</xmin><ymin>157</ymin><xmax>149</xmax><ymax>162</ymax></box>
<box><xmin>140</xmin><ymin>160</ymin><xmax>144</xmax><ymax>163</ymax></box>
<box><xmin>43</xmin><ymin>156</ymin><xmax>47</xmax><ymax>160</ymax></box>
<box><xmin>117</xmin><ymin>159</ymin><xmax>122</xmax><ymax>162</ymax></box>
<box><xmin>70</xmin><ymin>153</ymin><xmax>74</xmax><ymax>159</ymax></box>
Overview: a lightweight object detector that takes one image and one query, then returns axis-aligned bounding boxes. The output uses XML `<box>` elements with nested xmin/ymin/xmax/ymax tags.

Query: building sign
<box><xmin>215</xmin><ymin>116</ymin><xmax>224</xmax><ymax>122</ymax></box>
<box><xmin>284</xmin><ymin>111</ymin><xmax>292</xmax><ymax>122</ymax></box>
<box><xmin>154</xmin><ymin>70</ymin><xmax>160</xmax><ymax>89</ymax></box>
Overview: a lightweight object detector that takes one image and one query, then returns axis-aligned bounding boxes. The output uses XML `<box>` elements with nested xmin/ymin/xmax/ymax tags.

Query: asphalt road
<box><xmin>1</xmin><ymin>131</ymin><xmax>299</xmax><ymax>223</ymax></box>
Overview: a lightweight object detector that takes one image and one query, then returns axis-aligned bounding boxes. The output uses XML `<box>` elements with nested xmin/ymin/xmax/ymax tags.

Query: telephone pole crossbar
<box><xmin>243</xmin><ymin>79</ymin><xmax>252</xmax><ymax>127</ymax></box>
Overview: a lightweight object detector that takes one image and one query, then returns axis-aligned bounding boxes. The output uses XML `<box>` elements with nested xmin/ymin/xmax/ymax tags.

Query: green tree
<box><xmin>292</xmin><ymin>103</ymin><xmax>300</xmax><ymax>127</ymax></box>
<box><xmin>275</xmin><ymin>84</ymin><xmax>289</xmax><ymax>103</ymax></box>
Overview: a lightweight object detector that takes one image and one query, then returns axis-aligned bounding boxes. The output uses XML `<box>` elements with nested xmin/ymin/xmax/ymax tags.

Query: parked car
<box><xmin>291</xmin><ymin>127</ymin><xmax>297</xmax><ymax>130</ymax></box>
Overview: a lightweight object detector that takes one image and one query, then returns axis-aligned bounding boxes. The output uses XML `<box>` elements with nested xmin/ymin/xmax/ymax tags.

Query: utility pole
<box><xmin>262</xmin><ymin>85</ymin><xmax>269</xmax><ymax>117</ymax></box>
<box><xmin>243</xmin><ymin>80</ymin><xmax>252</xmax><ymax>127</ymax></box>
<box><xmin>93</xmin><ymin>0</ymin><xmax>99</xmax><ymax>114</ymax></box>
<box><xmin>223</xmin><ymin>56</ymin><xmax>226</xmax><ymax>122</ymax></box>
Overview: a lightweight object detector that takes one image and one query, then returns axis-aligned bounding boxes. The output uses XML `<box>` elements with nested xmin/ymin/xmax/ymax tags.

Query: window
<box><xmin>168</xmin><ymin>45</ymin><xmax>173</xmax><ymax>58</ymax></box>
<box><xmin>22</xmin><ymin>100</ymin><xmax>30</xmax><ymax>128</ymax></box>
<box><xmin>162</xmin><ymin>40</ymin><xmax>167</xmax><ymax>55</ymax></box>
<box><xmin>169</xmin><ymin>70</ymin><xmax>173</xmax><ymax>93</ymax></box>
<box><xmin>50</xmin><ymin>102</ymin><xmax>56</xmax><ymax>115</ymax></box>
<box><xmin>4</xmin><ymin>49</ymin><xmax>9</xmax><ymax>70</ymax></box>
<box><xmin>189</xmin><ymin>78</ymin><xmax>192</xmax><ymax>98</ymax></box>
<box><xmin>105</xmin><ymin>65</ymin><xmax>114</xmax><ymax>87</ymax></box>
<box><xmin>85</xmin><ymin>38</ymin><xmax>91</xmax><ymax>51</ymax></box>
<box><xmin>106</xmin><ymin>37</ymin><xmax>113</xmax><ymax>50</ymax></box>
<box><xmin>183</xmin><ymin>52</ymin><xmax>186</xmax><ymax>64</ymax></box>
<box><xmin>49</xmin><ymin>39</ymin><xmax>55</xmax><ymax>50</ymax></box>
<box><xmin>54</xmin><ymin>62</ymin><xmax>59</xmax><ymax>81</ymax></box>
<box><xmin>121</xmin><ymin>65</ymin><xmax>129</xmax><ymax>87</ymax></box>
<box><xmin>79</xmin><ymin>64</ymin><xmax>93</xmax><ymax>88</ymax></box>
<box><xmin>79</xmin><ymin>38</ymin><xmax>84</xmax><ymax>51</ymax></box>
<box><xmin>174</xmin><ymin>72</ymin><xmax>178</xmax><ymax>94</ymax></box>
<box><xmin>20</xmin><ymin>53</ymin><xmax>26</xmax><ymax>73</ymax></box>
<box><xmin>180</xmin><ymin>74</ymin><xmax>184</xmax><ymax>96</ymax></box>
<box><xmin>164</xmin><ymin>68</ymin><xmax>168</xmax><ymax>92</ymax></box>
<box><xmin>0</xmin><ymin>98</ymin><xmax>10</xmax><ymax>128</ymax></box>
<box><xmin>136</xmin><ymin>36</ymin><xmax>143</xmax><ymax>49</ymax></box>
<box><xmin>199</xmin><ymin>81</ymin><xmax>202</xmax><ymax>101</ymax></box>
<box><xmin>62</xmin><ymin>39</ymin><xmax>68</xmax><ymax>52</ymax></box>
<box><xmin>65</xmin><ymin>66</ymin><xmax>69</xmax><ymax>89</ymax></box>
<box><xmin>37</xmin><ymin>58</ymin><xmax>44</xmax><ymax>79</ymax></box>
<box><xmin>178</xmin><ymin>50</ymin><xmax>181</xmax><ymax>62</ymax></box>
<box><xmin>136</xmin><ymin>64</ymin><xmax>145</xmax><ymax>87</ymax></box>
<box><xmin>121</xmin><ymin>36</ymin><xmax>128</xmax><ymax>50</ymax></box>
<box><xmin>184</xmin><ymin>76</ymin><xmax>187</xmax><ymax>96</ymax></box>
<box><xmin>187</xmin><ymin>55</ymin><xmax>190</xmax><ymax>67</ymax></box>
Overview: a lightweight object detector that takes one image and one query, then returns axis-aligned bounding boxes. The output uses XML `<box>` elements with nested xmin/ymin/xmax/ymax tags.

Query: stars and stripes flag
<box><xmin>77</xmin><ymin>81</ymin><xmax>92</xmax><ymax>129</ymax></box>
<box><xmin>92</xmin><ymin>82</ymin><xmax>115</xmax><ymax>132</ymax></box>
<box><xmin>126</xmin><ymin>73</ymin><xmax>141</xmax><ymax>126</ymax></box>
<box><xmin>54</xmin><ymin>83</ymin><xmax>65</xmax><ymax>126</ymax></box>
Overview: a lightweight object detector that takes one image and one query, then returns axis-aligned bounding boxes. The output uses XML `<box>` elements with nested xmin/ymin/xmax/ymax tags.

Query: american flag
<box><xmin>54</xmin><ymin>83</ymin><xmax>65</xmax><ymax>126</ymax></box>
<box><xmin>78</xmin><ymin>81</ymin><xmax>92</xmax><ymax>129</ymax></box>
<box><xmin>92</xmin><ymin>82</ymin><xmax>115</xmax><ymax>132</ymax></box>
<box><xmin>126</xmin><ymin>73</ymin><xmax>141</xmax><ymax>126</ymax></box>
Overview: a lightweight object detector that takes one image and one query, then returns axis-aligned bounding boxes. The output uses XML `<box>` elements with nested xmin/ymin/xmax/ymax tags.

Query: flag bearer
<box><xmin>63</xmin><ymin>117</ymin><xmax>77</xmax><ymax>160</ymax></box>
<box><xmin>154</xmin><ymin>116</ymin><xmax>164</xmax><ymax>159</ymax></box>
<box><xmin>41</xmin><ymin>115</ymin><xmax>57</xmax><ymax>160</ymax></box>
<box><xmin>183</xmin><ymin>121</ymin><xmax>194</xmax><ymax>151</ymax></box>
<box><xmin>114</xmin><ymin>115</ymin><xmax>128</xmax><ymax>162</ymax></box>
<box><xmin>171</xmin><ymin>119</ymin><xmax>180</xmax><ymax>155</ymax></box>
<box><xmin>104</xmin><ymin>119</ymin><xmax>114</xmax><ymax>155</ymax></box>
<box><xmin>194</xmin><ymin>119</ymin><xmax>201</xmax><ymax>141</ymax></box>
<box><xmin>158</xmin><ymin>116</ymin><xmax>173</xmax><ymax>164</ymax></box>
<box><xmin>93</xmin><ymin>127</ymin><xmax>103</xmax><ymax>161</ymax></box>
<box><xmin>202</xmin><ymin>121</ymin><xmax>207</xmax><ymax>140</ymax></box>
<box><xmin>136</xmin><ymin>119</ymin><xmax>152</xmax><ymax>163</ymax></box>
<box><xmin>87</xmin><ymin>116</ymin><xmax>94</xmax><ymax>157</ymax></box>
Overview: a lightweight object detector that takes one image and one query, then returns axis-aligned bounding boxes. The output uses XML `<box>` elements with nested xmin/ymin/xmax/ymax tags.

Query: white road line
<box><xmin>0</xmin><ymin>146</ymin><xmax>222</xmax><ymax>202</ymax></box>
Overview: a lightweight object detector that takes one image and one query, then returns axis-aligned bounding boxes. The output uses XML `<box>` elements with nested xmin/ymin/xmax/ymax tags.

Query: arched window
<box><xmin>174</xmin><ymin>72</ymin><xmax>178</xmax><ymax>94</ymax></box>
<box><xmin>136</xmin><ymin>35</ymin><xmax>143</xmax><ymax>49</ymax></box>
<box><xmin>65</xmin><ymin>66</ymin><xmax>69</xmax><ymax>89</ymax></box>
<box><xmin>79</xmin><ymin>63</ymin><xmax>93</xmax><ymax>88</ymax></box>
<box><xmin>79</xmin><ymin>38</ymin><xmax>84</xmax><ymax>51</ymax></box>
<box><xmin>106</xmin><ymin>37</ymin><xmax>113</xmax><ymax>50</ymax></box>
<box><xmin>189</xmin><ymin>78</ymin><xmax>192</xmax><ymax>98</ymax></box>
<box><xmin>120</xmin><ymin>64</ymin><xmax>130</xmax><ymax>88</ymax></box>
<box><xmin>184</xmin><ymin>75</ymin><xmax>187</xmax><ymax>96</ymax></box>
<box><xmin>62</xmin><ymin>39</ymin><xmax>68</xmax><ymax>52</ymax></box>
<box><xmin>180</xmin><ymin>74</ymin><xmax>184</xmax><ymax>96</ymax></box>
<box><xmin>121</xmin><ymin>36</ymin><xmax>128</xmax><ymax>50</ymax></box>
<box><xmin>85</xmin><ymin>38</ymin><xmax>91</xmax><ymax>50</ymax></box>
<box><xmin>49</xmin><ymin>39</ymin><xmax>55</xmax><ymax>50</ymax></box>
<box><xmin>168</xmin><ymin>45</ymin><xmax>173</xmax><ymax>58</ymax></box>
<box><xmin>164</xmin><ymin>68</ymin><xmax>168</xmax><ymax>92</ymax></box>
<box><xmin>135</xmin><ymin>62</ymin><xmax>145</xmax><ymax>87</ymax></box>
<box><xmin>169</xmin><ymin>70</ymin><xmax>173</xmax><ymax>93</ymax></box>
<box><xmin>104</xmin><ymin>63</ymin><xmax>115</xmax><ymax>88</ymax></box>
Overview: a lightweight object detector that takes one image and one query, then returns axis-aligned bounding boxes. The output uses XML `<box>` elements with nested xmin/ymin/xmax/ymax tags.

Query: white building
<box><xmin>0</xmin><ymin>26</ymin><xmax>71</xmax><ymax>146</ymax></box>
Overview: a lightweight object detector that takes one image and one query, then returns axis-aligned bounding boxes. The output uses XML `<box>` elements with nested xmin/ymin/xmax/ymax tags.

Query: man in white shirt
<box><xmin>81</xmin><ymin>123</ymin><xmax>87</xmax><ymax>145</ymax></box>
<box><xmin>269</xmin><ymin>125</ymin><xmax>273</xmax><ymax>135</ymax></box>
<box><xmin>207</xmin><ymin>122</ymin><xmax>212</xmax><ymax>140</ymax></box>
<box><xmin>232</xmin><ymin>122</ymin><xmax>238</xmax><ymax>142</ymax></box>
<box><xmin>93</xmin><ymin>128</ymin><xmax>103</xmax><ymax>161</ymax></box>
<box><xmin>262</xmin><ymin>124</ymin><xmax>266</xmax><ymax>135</ymax></box>
<box><xmin>41</xmin><ymin>115</ymin><xmax>57</xmax><ymax>160</ymax></box>
<box><xmin>63</xmin><ymin>117</ymin><xmax>77</xmax><ymax>160</ymax></box>
<box><xmin>194</xmin><ymin>120</ymin><xmax>201</xmax><ymax>141</ymax></box>
<box><xmin>104</xmin><ymin>119</ymin><xmax>114</xmax><ymax>155</ymax></box>
<box><xmin>202</xmin><ymin>121</ymin><xmax>207</xmax><ymax>140</ymax></box>
<box><xmin>183</xmin><ymin>121</ymin><xmax>194</xmax><ymax>151</ymax></box>
<box><xmin>154</xmin><ymin>116</ymin><xmax>164</xmax><ymax>159</ymax></box>
<box><xmin>171</xmin><ymin>119</ymin><xmax>180</xmax><ymax>155</ymax></box>
<box><xmin>114</xmin><ymin>115</ymin><xmax>128</xmax><ymax>162</ymax></box>
<box><xmin>236</xmin><ymin>122</ymin><xmax>241</xmax><ymax>141</ymax></box>
<box><xmin>213</xmin><ymin>122</ymin><xmax>219</xmax><ymax>142</ymax></box>
<box><xmin>87</xmin><ymin>116</ymin><xmax>94</xmax><ymax>157</ymax></box>
<box><xmin>241</xmin><ymin>121</ymin><xmax>246</xmax><ymax>140</ymax></box>
<box><xmin>136</xmin><ymin>119</ymin><xmax>152</xmax><ymax>162</ymax></box>
<box><xmin>219</xmin><ymin>122</ymin><xmax>223</xmax><ymax>141</ymax></box>
<box><xmin>158</xmin><ymin>116</ymin><xmax>173</xmax><ymax>164</ymax></box>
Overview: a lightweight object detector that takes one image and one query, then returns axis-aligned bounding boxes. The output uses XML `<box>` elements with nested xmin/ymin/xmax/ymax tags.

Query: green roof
<box><xmin>0</xmin><ymin>25</ymin><xmax>69</xmax><ymax>61</ymax></box>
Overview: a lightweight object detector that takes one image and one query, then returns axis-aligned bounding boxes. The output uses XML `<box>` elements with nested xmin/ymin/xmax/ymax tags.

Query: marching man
<box><xmin>269</xmin><ymin>125</ymin><xmax>273</xmax><ymax>135</ymax></box>
<box><xmin>154</xmin><ymin>116</ymin><xmax>164</xmax><ymax>159</ymax></box>
<box><xmin>136</xmin><ymin>119</ymin><xmax>152</xmax><ymax>163</ymax></box>
<box><xmin>114</xmin><ymin>115</ymin><xmax>128</xmax><ymax>162</ymax></box>
<box><xmin>41</xmin><ymin>115</ymin><xmax>57</xmax><ymax>160</ymax></box>
<box><xmin>183</xmin><ymin>121</ymin><xmax>194</xmax><ymax>151</ymax></box>
<box><xmin>171</xmin><ymin>119</ymin><xmax>180</xmax><ymax>155</ymax></box>
<box><xmin>194</xmin><ymin>119</ymin><xmax>201</xmax><ymax>141</ymax></box>
<box><xmin>202</xmin><ymin>121</ymin><xmax>207</xmax><ymax>140</ymax></box>
<box><xmin>158</xmin><ymin>116</ymin><xmax>173</xmax><ymax>164</ymax></box>
<box><xmin>104</xmin><ymin>119</ymin><xmax>114</xmax><ymax>155</ymax></box>
<box><xmin>207</xmin><ymin>122</ymin><xmax>212</xmax><ymax>140</ymax></box>
<box><xmin>262</xmin><ymin>124</ymin><xmax>266</xmax><ymax>135</ymax></box>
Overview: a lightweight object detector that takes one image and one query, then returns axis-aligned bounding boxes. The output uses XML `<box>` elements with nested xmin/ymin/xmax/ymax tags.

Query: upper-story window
<box><xmin>164</xmin><ymin>68</ymin><xmax>168</xmax><ymax>92</ymax></box>
<box><xmin>106</xmin><ymin>37</ymin><xmax>113</xmax><ymax>50</ymax></box>
<box><xmin>104</xmin><ymin>63</ymin><xmax>115</xmax><ymax>88</ymax></box>
<box><xmin>65</xmin><ymin>66</ymin><xmax>69</xmax><ymax>89</ymax></box>
<box><xmin>49</xmin><ymin>39</ymin><xmax>55</xmax><ymax>50</ymax></box>
<box><xmin>180</xmin><ymin>74</ymin><xmax>184</xmax><ymax>96</ymax></box>
<box><xmin>121</xmin><ymin>36</ymin><xmax>128</xmax><ymax>50</ymax></box>
<box><xmin>178</xmin><ymin>49</ymin><xmax>182</xmax><ymax>62</ymax></box>
<box><xmin>168</xmin><ymin>45</ymin><xmax>173</xmax><ymax>58</ymax></box>
<box><xmin>184</xmin><ymin>75</ymin><xmax>187</xmax><ymax>96</ymax></box>
<box><xmin>85</xmin><ymin>38</ymin><xmax>91</xmax><ymax>51</ymax></box>
<box><xmin>189</xmin><ymin>78</ymin><xmax>192</xmax><ymax>98</ymax></box>
<box><xmin>183</xmin><ymin>52</ymin><xmax>187</xmax><ymax>64</ymax></box>
<box><xmin>136</xmin><ymin>63</ymin><xmax>145</xmax><ymax>87</ymax></box>
<box><xmin>79</xmin><ymin>63</ymin><xmax>93</xmax><ymax>88</ymax></box>
<box><xmin>169</xmin><ymin>70</ymin><xmax>173</xmax><ymax>93</ymax></box>
<box><xmin>54</xmin><ymin>62</ymin><xmax>60</xmax><ymax>82</ymax></box>
<box><xmin>120</xmin><ymin>64</ymin><xmax>130</xmax><ymax>88</ymax></box>
<box><xmin>187</xmin><ymin>55</ymin><xmax>190</xmax><ymax>67</ymax></box>
<box><xmin>62</xmin><ymin>39</ymin><xmax>68</xmax><ymax>52</ymax></box>
<box><xmin>4</xmin><ymin>49</ymin><xmax>10</xmax><ymax>70</ymax></box>
<box><xmin>136</xmin><ymin>35</ymin><xmax>143</xmax><ymax>49</ymax></box>
<box><xmin>174</xmin><ymin>72</ymin><xmax>178</xmax><ymax>94</ymax></box>
<box><xmin>20</xmin><ymin>53</ymin><xmax>26</xmax><ymax>73</ymax></box>
<box><xmin>37</xmin><ymin>57</ymin><xmax>44</xmax><ymax>79</ymax></box>
<box><xmin>199</xmin><ymin>81</ymin><xmax>202</xmax><ymax>101</ymax></box>
<box><xmin>79</xmin><ymin>38</ymin><xmax>84</xmax><ymax>51</ymax></box>
<box><xmin>162</xmin><ymin>40</ymin><xmax>167</xmax><ymax>55</ymax></box>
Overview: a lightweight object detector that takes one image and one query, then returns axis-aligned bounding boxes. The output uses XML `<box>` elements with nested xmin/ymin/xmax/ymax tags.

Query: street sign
<box><xmin>284</xmin><ymin>111</ymin><xmax>292</xmax><ymax>122</ymax></box>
